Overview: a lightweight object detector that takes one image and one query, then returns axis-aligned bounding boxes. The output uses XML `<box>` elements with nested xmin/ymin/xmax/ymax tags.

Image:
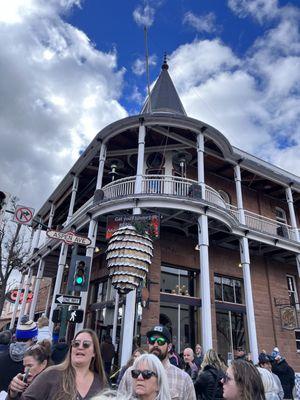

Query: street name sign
<box><xmin>46</xmin><ymin>230</ymin><xmax>92</xmax><ymax>246</ymax></box>
<box><xmin>55</xmin><ymin>294</ymin><xmax>81</xmax><ymax>306</ymax></box>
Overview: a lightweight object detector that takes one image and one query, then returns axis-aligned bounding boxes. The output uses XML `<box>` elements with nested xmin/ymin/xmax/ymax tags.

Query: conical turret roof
<box><xmin>141</xmin><ymin>57</ymin><xmax>187</xmax><ymax>116</ymax></box>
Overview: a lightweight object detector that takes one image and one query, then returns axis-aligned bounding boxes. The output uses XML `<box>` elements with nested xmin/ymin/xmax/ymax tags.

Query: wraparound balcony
<box><xmin>100</xmin><ymin>175</ymin><xmax>297</xmax><ymax>241</ymax></box>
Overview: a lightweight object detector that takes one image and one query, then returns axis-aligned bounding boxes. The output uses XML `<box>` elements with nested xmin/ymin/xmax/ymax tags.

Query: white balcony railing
<box><xmin>100</xmin><ymin>175</ymin><xmax>295</xmax><ymax>241</ymax></box>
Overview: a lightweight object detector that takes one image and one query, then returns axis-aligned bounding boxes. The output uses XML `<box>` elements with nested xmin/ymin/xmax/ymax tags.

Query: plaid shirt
<box><xmin>118</xmin><ymin>359</ymin><xmax>196</xmax><ymax>400</ymax></box>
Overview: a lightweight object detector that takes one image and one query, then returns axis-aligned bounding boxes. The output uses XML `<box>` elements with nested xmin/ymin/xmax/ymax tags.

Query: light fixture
<box><xmin>195</xmin><ymin>244</ymin><xmax>200</xmax><ymax>251</ymax></box>
<box><xmin>238</xmin><ymin>263</ymin><xmax>243</xmax><ymax>268</ymax></box>
<box><xmin>94</xmin><ymin>246</ymin><xmax>101</xmax><ymax>253</ymax></box>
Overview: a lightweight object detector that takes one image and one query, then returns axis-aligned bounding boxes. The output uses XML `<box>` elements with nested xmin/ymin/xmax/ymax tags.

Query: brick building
<box><xmin>12</xmin><ymin>59</ymin><xmax>300</xmax><ymax>368</ymax></box>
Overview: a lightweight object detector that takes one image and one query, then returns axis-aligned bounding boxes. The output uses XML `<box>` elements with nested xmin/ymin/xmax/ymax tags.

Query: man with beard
<box><xmin>118</xmin><ymin>325</ymin><xmax>196</xmax><ymax>400</ymax></box>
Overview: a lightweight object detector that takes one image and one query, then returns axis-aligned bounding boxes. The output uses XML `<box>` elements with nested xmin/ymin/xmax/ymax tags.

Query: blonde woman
<box><xmin>194</xmin><ymin>349</ymin><xmax>226</xmax><ymax>400</ymax></box>
<box><xmin>18</xmin><ymin>329</ymin><xmax>107</xmax><ymax>399</ymax></box>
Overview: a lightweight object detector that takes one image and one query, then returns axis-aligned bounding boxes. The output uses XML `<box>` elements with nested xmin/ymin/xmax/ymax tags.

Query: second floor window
<box><xmin>214</xmin><ymin>275</ymin><xmax>244</xmax><ymax>304</ymax></box>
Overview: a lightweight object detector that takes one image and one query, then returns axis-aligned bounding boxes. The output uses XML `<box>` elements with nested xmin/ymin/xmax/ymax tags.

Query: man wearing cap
<box><xmin>259</xmin><ymin>352</ymin><xmax>284</xmax><ymax>399</ymax></box>
<box><xmin>118</xmin><ymin>325</ymin><xmax>196</xmax><ymax>400</ymax></box>
<box><xmin>0</xmin><ymin>320</ymin><xmax>38</xmax><ymax>392</ymax></box>
<box><xmin>271</xmin><ymin>347</ymin><xmax>295</xmax><ymax>399</ymax></box>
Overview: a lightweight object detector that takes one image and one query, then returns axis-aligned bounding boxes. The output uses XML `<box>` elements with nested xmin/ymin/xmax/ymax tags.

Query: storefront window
<box><xmin>214</xmin><ymin>275</ymin><xmax>244</xmax><ymax>304</ymax></box>
<box><xmin>161</xmin><ymin>265</ymin><xmax>196</xmax><ymax>296</ymax></box>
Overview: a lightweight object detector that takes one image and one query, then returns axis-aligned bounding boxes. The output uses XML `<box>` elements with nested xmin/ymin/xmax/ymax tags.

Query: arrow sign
<box><xmin>47</xmin><ymin>230</ymin><xmax>92</xmax><ymax>246</ymax></box>
<box><xmin>55</xmin><ymin>294</ymin><xmax>81</xmax><ymax>306</ymax></box>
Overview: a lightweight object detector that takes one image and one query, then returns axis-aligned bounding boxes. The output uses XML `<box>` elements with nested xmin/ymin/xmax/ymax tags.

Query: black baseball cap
<box><xmin>146</xmin><ymin>325</ymin><xmax>171</xmax><ymax>343</ymax></box>
<box><xmin>259</xmin><ymin>353</ymin><xmax>271</xmax><ymax>364</ymax></box>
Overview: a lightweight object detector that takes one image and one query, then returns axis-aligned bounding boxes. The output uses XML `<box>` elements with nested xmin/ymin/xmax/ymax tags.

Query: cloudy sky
<box><xmin>0</xmin><ymin>0</ymin><xmax>300</xmax><ymax>211</ymax></box>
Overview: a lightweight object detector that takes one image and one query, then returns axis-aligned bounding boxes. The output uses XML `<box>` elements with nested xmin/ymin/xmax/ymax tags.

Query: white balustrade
<box><xmin>99</xmin><ymin>175</ymin><xmax>293</xmax><ymax>241</ymax></box>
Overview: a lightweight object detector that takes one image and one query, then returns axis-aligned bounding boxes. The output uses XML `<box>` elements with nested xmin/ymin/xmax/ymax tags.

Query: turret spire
<box><xmin>141</xmin><ymin>54</ymin><xmax>186</xmax><ymax>116</ymax></box>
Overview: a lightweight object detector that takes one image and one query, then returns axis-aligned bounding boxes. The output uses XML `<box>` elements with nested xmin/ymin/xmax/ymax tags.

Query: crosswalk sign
<box><xmin>67</xmin><ymin>309</ymin><xmax>84</xmax><ymax>323</ymax></box>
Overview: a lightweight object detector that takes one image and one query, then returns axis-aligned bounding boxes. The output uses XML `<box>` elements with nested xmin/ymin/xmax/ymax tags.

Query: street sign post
<box><xmin>46</xmin><ymin>230</ymin><xmax>92</xmax><ymax>246</ymax></box>
<box><xmin>55</xmin><ymin>294</ymin><xmax>81</xmax><ymax>306</ymax></box>
<box><xmin>13</xmin><ymin>205</ymin><xmax>35</xmax><ymax>225</ymax></box>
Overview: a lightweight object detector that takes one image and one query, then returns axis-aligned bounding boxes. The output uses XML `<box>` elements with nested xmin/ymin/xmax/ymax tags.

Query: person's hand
<box><xmin>9</xmin><ymin>373</ymin><xmax>28</xmax><ymax>397</ymax></box>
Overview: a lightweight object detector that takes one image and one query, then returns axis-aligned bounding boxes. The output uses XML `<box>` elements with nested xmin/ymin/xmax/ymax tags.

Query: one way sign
<box><xmin>55</xmin><ymin>294</ymin><xmax>81</xmax><ymax>306</ymax></box>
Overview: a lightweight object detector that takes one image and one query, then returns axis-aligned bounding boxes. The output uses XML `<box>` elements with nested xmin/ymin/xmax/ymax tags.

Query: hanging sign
<box><xmin>5</xmin><ymin>289</ymin><xmax>33</xmax><ymax>304</ymax></box>
<box><xmin>46</xmin><ymin>230</ymin><xmax>92</xmax><ymax>246</ymax></box>
<box><xmin>106</xmin><ymin>214</ymin><xmax>160</xmax><ymax>240</ymax></box>
<box><xmin>13</xmin><ymin>205</ymin><xmax>35</xmax><ymax>225</ymax></box>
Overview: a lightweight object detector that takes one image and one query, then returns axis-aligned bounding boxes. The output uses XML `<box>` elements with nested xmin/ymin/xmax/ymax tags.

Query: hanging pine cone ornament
<box><xmin>106</xmin><ymin>225</ymin><xmax>153</xmax><ymax>294</ymax></box>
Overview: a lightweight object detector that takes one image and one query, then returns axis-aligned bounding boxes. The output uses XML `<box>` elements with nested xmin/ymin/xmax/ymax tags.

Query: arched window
<box><xmin>218</xmin><ymin>190</ymin><xmax>231</xmax><ymax>205</ymax></box>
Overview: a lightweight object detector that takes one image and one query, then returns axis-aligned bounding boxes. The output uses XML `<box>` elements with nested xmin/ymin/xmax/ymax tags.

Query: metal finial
<box><xmin>162</xmin><ymin>52</ymin><xmax>169</xmax><ymax>70</ymax></box>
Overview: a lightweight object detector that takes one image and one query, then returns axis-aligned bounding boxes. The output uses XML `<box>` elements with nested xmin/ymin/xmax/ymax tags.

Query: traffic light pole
<box><xmin>18</xmin><ymin>268</ymin><xmax>33</xmax><ymax>325</ymax></box>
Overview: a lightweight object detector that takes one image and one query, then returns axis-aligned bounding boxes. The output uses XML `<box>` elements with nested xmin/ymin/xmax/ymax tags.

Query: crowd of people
<box><xmin>0</xmin><ymin>317</ymin><xmax>297</xmax><ymax>399</ymax></box>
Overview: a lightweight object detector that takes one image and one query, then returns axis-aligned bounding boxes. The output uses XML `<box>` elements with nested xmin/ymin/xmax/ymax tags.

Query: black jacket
<box><xmin>194</xmin><ymin>365</ymin><xmax>225</xmax><ymax>400</ymax></box>
<box><xmin>272</xmin><ymin>359</ymin><xmax>295</xmax><ymax>399</ymax></box>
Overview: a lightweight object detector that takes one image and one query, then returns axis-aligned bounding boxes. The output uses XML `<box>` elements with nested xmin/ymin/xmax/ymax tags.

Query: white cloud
<box><xmin>132</xmin><ymin>54</ymin><xmax>157</xmax><ymax>76</ymax></box>
<box><xmin>0</xmin><ymin>0</ymin><xmax>127</xmax><ymax>209</ymax></box>
<box><xmin>168</xmin><ymin>3</ymin><xmax>300</xmax><ymax>175</ymax></box>
<box><xmin>133</xmin><ymin>4</ymin><xmax>155</xmax><ymax>28</ymax></box>
<box><xmin>228</xmin><ymin>0</ymin><xmax>279</xmax><ymax>23</ymax></box>
<box><xmin>183</xmin><ymin>11</ymin><xmax>217</xmax><ymax>33</ymax></box>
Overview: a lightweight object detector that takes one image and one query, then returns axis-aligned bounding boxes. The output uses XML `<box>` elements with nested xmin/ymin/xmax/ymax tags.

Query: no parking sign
<box><xmin>13</xmin><ymin>205</ymin><xmax>35</xmax><ymax>225</ymax></box>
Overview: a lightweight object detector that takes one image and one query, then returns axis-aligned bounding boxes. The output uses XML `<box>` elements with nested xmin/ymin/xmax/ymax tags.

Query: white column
<box><xmin>96</xmin><ymin>142</ymin><xmax>107</xmax><ymax>189</ymax></box>
<box><xmin>286</xmin><ymin>187</ymin><xmax>300</xmax><ymax>242</ymax></box>
<box><xmin>32</xmin><ymin>217</ymin><xmax>43</xmax><ymax>252</ymax></box>
<box><xmin>75</xmin><ymin>218</ymin><xmax>98</xmax><ymax>333</ymax></box>
<box><xmin>234</xmin><ymin>163</ymin><xmax>259</xmax><ymax>364</ymax></box>
<box><xmin>197</xmin><ymin>133</ymin><xmax>205</xmax><ymax>198</ymax></box>
<box><xmin>198</xmin><ymin>215</ymin><xmax>213</xmax><ymax>350</ymax></box>
<box><xmin>29</xmin><ymin>259</ymin><xmax>45</xmax><ymax>320</ymax></box>
<box><xmin>10</xmin><ymin>274</ymin><xmax>25</xmax><ymax>329</ymax></box>
<box><xmin>240</xmin><ymin>237</ymin><xmax>259</xmax><ymax>363</ymax></box>
<box><xmin>234</xmin><ymin>164</ymin><xmax>246</xmax><ymax>224</ymax></box>
<box><xmin>197</xmin><ymin>132</ymin><xmax>212</xmax><ymax>350</ymax></box>
<box><xmin>121</xmin><ymin>289</ymin><xmax>136</xmax><ymax>366</ymax></box>
<box><xmin>44</xmin><ymin>280</ymin><xmax>52</xmax><ymax>317</ymax></box>
<box><xmin>66</xmin><ymin>176</ymin><xmax>79</xmax><ymax>225</ymax></box>
<box><xmin>18</xmin><ymin>268</ymin><xmax>33</xmax><ymax>324</ymax></box>
<box><xmin>135</xmin><ymin>122</ymin><xmax>146</xmax><ymax>196</ymax></box>
<box><xmin>48</xmin><ymin>203</ymin><xmax>56</xmax><ymax>230</ymax></box>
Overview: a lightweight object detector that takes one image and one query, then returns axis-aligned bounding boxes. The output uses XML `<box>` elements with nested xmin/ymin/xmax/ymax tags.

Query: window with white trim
<box><xmin>214</xmin><ymin>275</ymin><xmax>244</xmax><ymax>304</ymax></box>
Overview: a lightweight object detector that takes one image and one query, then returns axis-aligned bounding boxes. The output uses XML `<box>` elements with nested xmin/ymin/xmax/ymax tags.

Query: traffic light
<box><xmin>73</xmin><ymin>261</ymin><xmax>86</xmax><ymax>287</ymax></box>
<box><xmin>52</xmin><ymin>308</ymin><xmax>62</xmax><ymax>323</ymax></box>
<box><xmin>67</xmin><ymin>255</ymin><xmax>91</xmax><ymax>292</ymax></box>
<box><xmin>67</xmin><ymin>309</ymin><xmax>84</xmax><ymax>323</ymax></box>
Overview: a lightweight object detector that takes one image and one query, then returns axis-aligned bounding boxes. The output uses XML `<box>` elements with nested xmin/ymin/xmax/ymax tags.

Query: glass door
<box><xmin>216</xmin><ymin>310</ymin><xmax>247</xmax><ymax>362</ymax></box>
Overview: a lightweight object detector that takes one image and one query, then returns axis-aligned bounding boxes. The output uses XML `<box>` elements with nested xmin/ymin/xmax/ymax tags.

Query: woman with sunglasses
<box><xmin>222</xmin><ymin>359</ymin><xmax>265</xmax><ymax>400</ymax></box>
<box><xmin>7</xmin><ymin>340</ymin><xmax>52</xmax><ymax>399</ymax></box>
<box><xmin>16</xmin><ymin>329</ymin><xmax>107</xmax><ymax>400</ymax></box>
<box><xmin>124</xmin><ymin>353</ymin><xmax>171</xmax><ymax>400</ymax></box>
<box><xmin>194</xmin><ymin>349</ymin><xmax>226</xmax><ymax>400</ymax></box>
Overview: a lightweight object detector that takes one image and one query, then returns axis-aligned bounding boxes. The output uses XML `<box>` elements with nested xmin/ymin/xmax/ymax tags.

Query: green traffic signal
<box><xmin>76</xmin><ymin>276</ymin><xmax>84</xmax><ymax>285</ymax></box>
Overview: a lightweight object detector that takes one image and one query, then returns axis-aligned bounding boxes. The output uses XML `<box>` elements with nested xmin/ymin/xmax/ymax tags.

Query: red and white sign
<box><xmin>46</xmin><ymin>230</ymin><xmax>92</xmax><ymax>246</ymax></box>
<box><xmin>5</xmin><ymin>289</ymin><xmax>33</xmax><ymax>304</ymax></box>
<box><xmin>13</xmin><ymin>205</ymin><xmax>35</xmax><ymax>225</ymax></box>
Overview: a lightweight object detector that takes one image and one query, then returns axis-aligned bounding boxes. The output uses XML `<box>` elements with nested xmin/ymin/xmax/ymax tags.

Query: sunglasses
<box><xmin>71</xmin><ymin>339</ymin><xmax>92</xmax><ymax>349</ymax></box>
<box><xmin>222</xmin><ymin>373</ymin><xmax>233</xmax><ymax>384</ymax></box>
<box><xmin>131</xmin><ymin>369</ymin><xmax>157</xmax><ymax>380</ymax></box>
<box><xmin>148</xmin><ymin>336</ymin><xmax>167</xmax><ymax>346</ymax></box>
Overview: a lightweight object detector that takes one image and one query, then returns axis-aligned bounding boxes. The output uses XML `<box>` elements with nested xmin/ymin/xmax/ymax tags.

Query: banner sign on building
<box><xmin>5</xmin><ymin>289</ymin><xmax>33</xmax><ymax>304</ymax></box>
<box><xmin>106</xmin><ymin>214</ymin><xmax>160</xmax><ymax>240</ymax></box>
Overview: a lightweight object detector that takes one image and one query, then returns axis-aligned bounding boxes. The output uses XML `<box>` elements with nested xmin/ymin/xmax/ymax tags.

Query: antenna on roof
<box><xmin>144</xmin><ymin>26</ymin><xmax>152</xmax><ymax>114</ymax></box>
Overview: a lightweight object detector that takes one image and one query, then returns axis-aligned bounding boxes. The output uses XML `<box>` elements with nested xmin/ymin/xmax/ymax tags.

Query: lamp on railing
<box><xmin>108</xmin><ymin>159</ymin><xmax>124</xmax><ymax>182</ymax></box>
<box><xmin>106</xmin><ymin>225</ymin><xmax>153</xmax><ymax>294</ymax></box>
